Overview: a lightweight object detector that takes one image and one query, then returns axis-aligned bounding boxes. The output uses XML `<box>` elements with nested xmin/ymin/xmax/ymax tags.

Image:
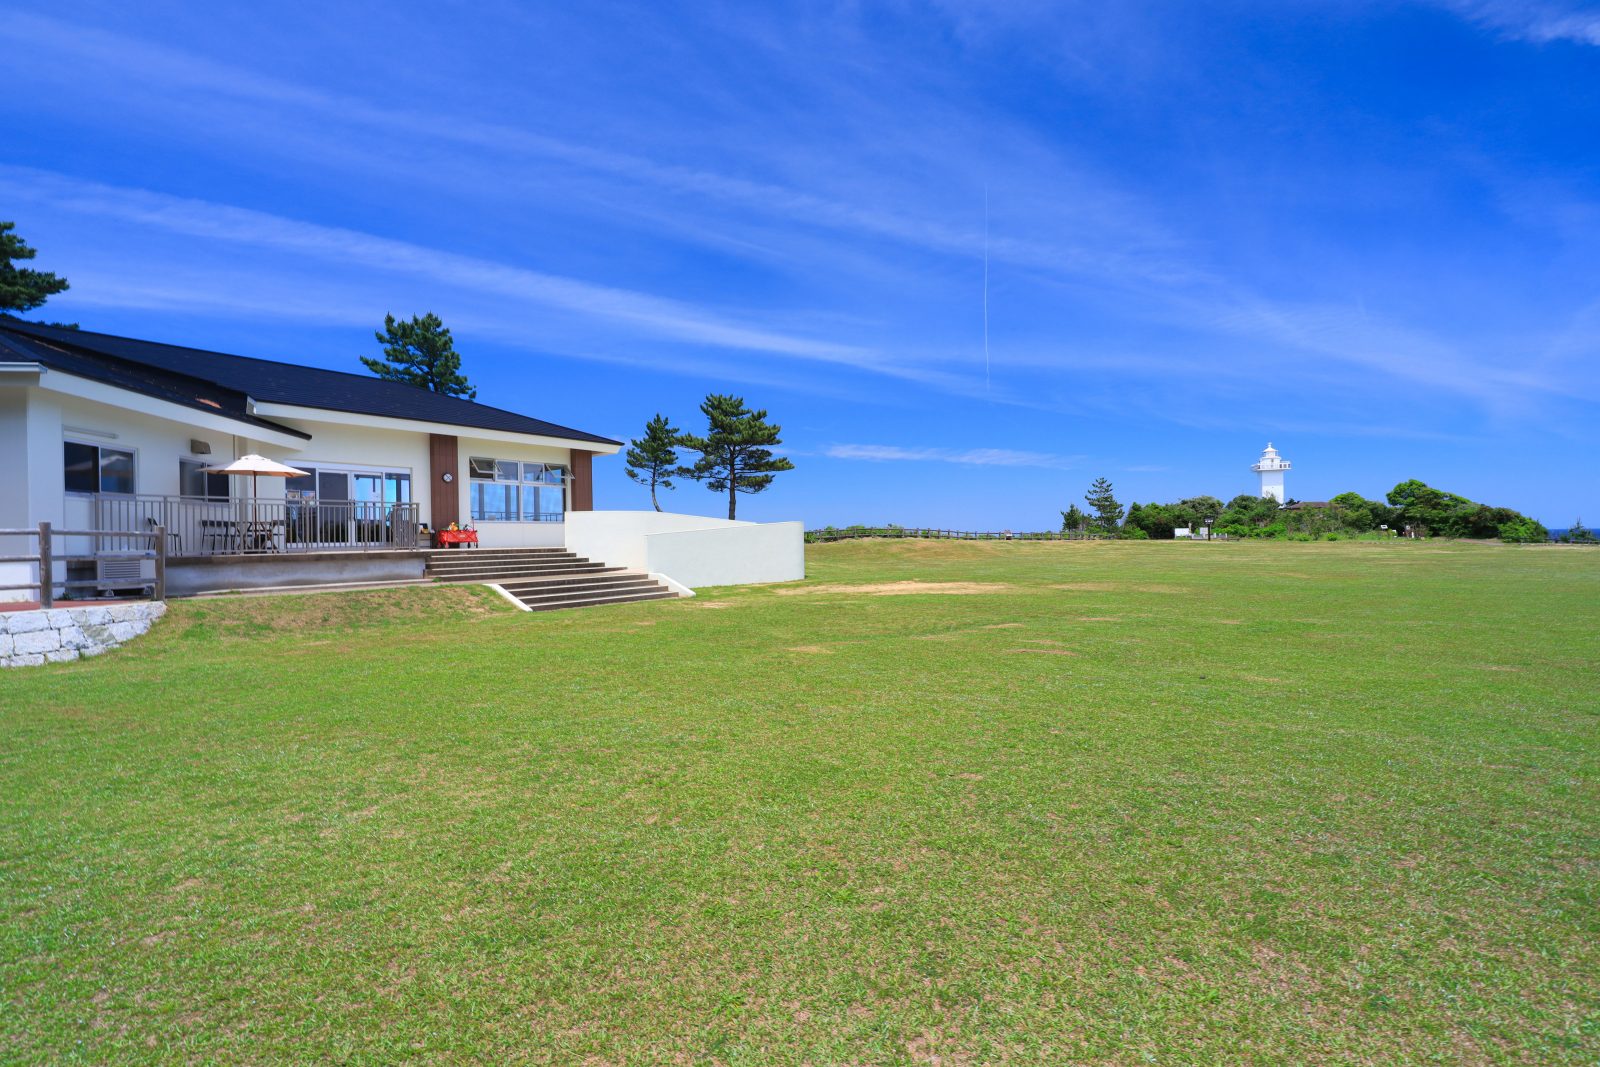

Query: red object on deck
<box><xmin>434</xmin><ymin>529</ymin><xmax>479</xmax><ymax>548</ymax></box>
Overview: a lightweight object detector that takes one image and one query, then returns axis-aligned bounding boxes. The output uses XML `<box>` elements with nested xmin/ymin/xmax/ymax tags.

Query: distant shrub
<box><xmin>1498</xmin><ymin>516</ymin><xmax>1549</xmax><ymax>544</ymax></box>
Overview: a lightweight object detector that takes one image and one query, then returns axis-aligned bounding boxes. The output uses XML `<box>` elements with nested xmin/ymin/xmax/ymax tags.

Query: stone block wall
<box><xmin>0</xmin><ymin>602</ymin><xmax>168</xmax><ymax>668</ymax></box>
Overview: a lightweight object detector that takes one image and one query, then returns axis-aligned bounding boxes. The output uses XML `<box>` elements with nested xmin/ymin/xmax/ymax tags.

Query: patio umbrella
<box><xmin>199</xmin><ymin>454</ymin><xmax>312</xmax><ymax>499</ymax></box>
<box><xmin>200</xmin><ymin>455</ymin><xmax>312</xmax><ymax>545</ymax></box>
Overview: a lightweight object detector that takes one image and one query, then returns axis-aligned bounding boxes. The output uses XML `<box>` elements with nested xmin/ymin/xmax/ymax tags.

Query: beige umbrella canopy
<box><xmin>199</xmin><ymin>456</ymin><xmax>313</xmax><ymax>550</ymax></box>
<box><xmin>199</xmin><ymin>454</ymin><xmax>311</xmax><ymax>499</ymax></box>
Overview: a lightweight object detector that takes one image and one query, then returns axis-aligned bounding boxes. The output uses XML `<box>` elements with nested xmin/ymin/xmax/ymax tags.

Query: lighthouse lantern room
<box><xmin>1251</xmin><ymin>442</ymin><xmax>1290</xmax><ymax>503</ymax></box>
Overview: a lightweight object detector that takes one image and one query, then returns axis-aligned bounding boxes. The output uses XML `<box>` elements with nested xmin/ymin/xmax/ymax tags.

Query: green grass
<box><xmin>2</xmin><ymin>539</ymin><xmax>1597</xmax><ymax>1064</ymax></box>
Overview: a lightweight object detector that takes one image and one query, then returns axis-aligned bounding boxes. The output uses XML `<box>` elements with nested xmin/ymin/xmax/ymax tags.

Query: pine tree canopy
<box><xmin>678</xmin><ymin>394</ymin><xmax>795</xmax><ymax>520</ymax></box>
<box><xmin>360</xmin><ymin>313</ymin><xmax>476</xmax><ymax>399</ymax></box>
<box><xmin>624</xmin><ymin>414</ymin><xmax>683</xmax><ymax>512</ymax></box>
<box><xmin>1084</xmin><ymin>476</ymin><xmax>1124</xmax><ymax>530</ymax></box>
<box><xmin>0</xmin><ymin>222</ymin><xmax>70</xmax><ymax>313</ymax></box>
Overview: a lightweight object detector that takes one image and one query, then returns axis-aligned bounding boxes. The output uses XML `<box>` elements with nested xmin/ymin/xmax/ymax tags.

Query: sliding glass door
<box><xmin>285</xmin><ymin>465</ymin><xmax>412</xmax><ymax>548</ymax></box>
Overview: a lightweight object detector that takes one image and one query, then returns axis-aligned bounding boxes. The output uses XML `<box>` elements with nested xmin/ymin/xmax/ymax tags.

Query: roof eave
<box><xmin>249</xmin><ymin>401</ymin><xmax>622</xmax><ymax>453</ymax></box>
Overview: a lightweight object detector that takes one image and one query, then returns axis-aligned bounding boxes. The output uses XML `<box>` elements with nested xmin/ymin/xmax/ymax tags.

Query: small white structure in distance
<box><xmin>1251</xmin><ymin>442</ymin><xmax>1291</xmax><ymax>503</ymax></box>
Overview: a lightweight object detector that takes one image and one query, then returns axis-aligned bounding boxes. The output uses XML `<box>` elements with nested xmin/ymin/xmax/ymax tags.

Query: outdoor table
<box><xmin>434</xmin><ymin>529</ymin><xmax>479</xmax><ymax>548</ymax></box>
<box><xmin>240</xmin><ymin>519</ymin><xmax>284</xmax><ymax>552</ymax></box>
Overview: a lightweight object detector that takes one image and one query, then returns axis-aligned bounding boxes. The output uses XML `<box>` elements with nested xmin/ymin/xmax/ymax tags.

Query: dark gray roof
<box><xmin>0</xmin><ymin>326</ymin><xmax>310</xmax><ymax>440</ymax></box>
<box><xmin>0</xmin><ymin>317</ymin><xmax>619</xmax><ymax>447</ymax></box>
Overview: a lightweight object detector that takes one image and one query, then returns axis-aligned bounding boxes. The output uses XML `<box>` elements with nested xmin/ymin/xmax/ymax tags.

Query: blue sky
<box><xmin>3</xmin><ymin>0</ymin><xmax>1597</xmax><ymax>527</ymax></box>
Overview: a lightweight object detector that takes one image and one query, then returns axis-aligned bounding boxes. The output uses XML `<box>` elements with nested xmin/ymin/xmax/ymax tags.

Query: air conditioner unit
<box><xmin>190</xmin><ymin>439</ymin><xmax>212</xmax><ymax>454</ymax></box>
<box><xmin>97</xmin><ymin>558</ymin><xmax>147</xmax><ymax>595</ymax></box>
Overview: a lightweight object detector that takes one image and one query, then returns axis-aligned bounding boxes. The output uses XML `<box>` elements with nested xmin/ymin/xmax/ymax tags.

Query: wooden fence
<box><xmin>0</xmin><ymin>522</ymin><xmax>167</xmax><ymax>607</ymax></box>
<box><xmin>806</xmin><ymin>527</ymin><xmax>1108</xmax><ymax>543</ymax></box>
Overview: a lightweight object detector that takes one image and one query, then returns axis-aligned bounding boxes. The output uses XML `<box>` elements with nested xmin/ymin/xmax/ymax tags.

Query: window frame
<box><xmin>469</xmin><ymin>457</ymin><xmax>567</xmax><ymax>522</ymax></box>
<box><xmin>63</xmin><ymin>438</ymin><xmax>137</xmax><ymax>496</ymax></box>
<box><xmin>178</xmin><ymin>457</ymin><xmax>231</xmax><ymax>500</ymax></box>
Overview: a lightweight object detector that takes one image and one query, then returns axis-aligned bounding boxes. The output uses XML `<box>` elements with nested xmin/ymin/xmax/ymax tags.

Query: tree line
<box><xmin>1063</xmin><ymin>477</ymin><xmax>1553</xmax><ymax>543</ymax></box>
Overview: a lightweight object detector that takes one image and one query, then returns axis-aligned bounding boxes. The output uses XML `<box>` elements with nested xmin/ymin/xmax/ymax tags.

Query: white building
<box><xmin>0</xmin><ymin>318</ymin><xmax>802</xmax><ymax>603</ymax></box>
<box><xmin>1251</xmin><ymin>442</ymin><xmax>1290</xmax><ymax>503</ymax></box>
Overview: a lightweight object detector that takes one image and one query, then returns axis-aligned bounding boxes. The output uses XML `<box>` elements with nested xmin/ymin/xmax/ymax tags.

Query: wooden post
<box><xmin>37</xmin><ymin>521</ymin><xmax>52</xmax><ymax>608</ymax></box>
<box><xmin>153</xmin><ymin>524</ymin><xmax>167</xmax><ymax>602</ymax></box>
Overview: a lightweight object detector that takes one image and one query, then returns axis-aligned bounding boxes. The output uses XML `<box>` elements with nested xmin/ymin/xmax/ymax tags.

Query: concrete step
<box><xmin>426</xmin><ymin>554</ymin><xmax>579</xmax><ymax>569</ymax></box>
<box><xmin>519</xmin><ymin>588</ymin><xmax>680</xmax><ymax>612</ymax></box>
<box><xmin>431</xmin><ymin>564</ymin><xmax>618</xmax><ymax>582</ymax></box>
<box><xmin>506</xmin><ymin>580</ymin><xmax>667</xmax><ymax>605</ymax></box>
<box><xmin>422</xmin><ymin>546</ymin><xmax>572</xmax><ymax>557</ymax></box>
<box><xmin>496</xmin><ymin>571</ymin><xmax>649</xmax><ymax>591</ymax></box>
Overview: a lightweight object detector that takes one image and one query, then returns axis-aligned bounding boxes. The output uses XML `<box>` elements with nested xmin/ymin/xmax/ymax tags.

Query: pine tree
<box><xmin>1060</xmin><ymin>504</ymin><xmax>1089</xmax><ymax>533</ymax></box>
<box><xmin>624</xmin><ymin>414</ymin><xmax>683</xmax><ymax>512</ymax></box>
<box><xmin>0</xmin><ymin>222</ymin><xmax>70</xmax><ymax>313</ymax></box>
<box><xmin>360</xmin><ymin>313</ymin><xmax>476</xmax><ymax>399</ymax></box>
<box><xmin>1084</xmin><ymin>476</ymin><xmax>1124</xmax><ymax>532</ymax></box>
<box><xmin>679</xmin><ymin>394</ymin><xmax>795</xmax><ymax>520</ymax></box>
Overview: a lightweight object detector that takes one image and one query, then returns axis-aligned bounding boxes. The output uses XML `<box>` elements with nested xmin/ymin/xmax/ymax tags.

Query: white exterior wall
<box><xmin>245</xmin><ymin>420</ymin><xmax>429</xmax><ymax>510</ymax></box>
<box><xmin>1259</xmin><ymin>471</ymin><xmax>1285</xmax><ymax>502</ymax></box>
<box><xmin>0</xmin><ymin>390</ymin><xmax>31</xmax><ymax>599</ymax></box>
<box><xmin>645</xmin><ymin>521</ymin><xmax>806</xmax><ymax>589</ymax></box>
<box><xmin>565</xmin><ymin>511</ymin><xmax>751</xmax><ymax>571</ymax></box>
<box><xmin>565</xmin><ymin>511</ymin><xmax>804</xmax><ymax>589</ymax></box>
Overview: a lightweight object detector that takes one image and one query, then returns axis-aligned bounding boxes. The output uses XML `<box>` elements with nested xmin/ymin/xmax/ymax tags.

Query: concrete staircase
<box><xmin>423</xmin><ymin>547</ymin><xmax>681</xmax><ymax>612</ymax></box>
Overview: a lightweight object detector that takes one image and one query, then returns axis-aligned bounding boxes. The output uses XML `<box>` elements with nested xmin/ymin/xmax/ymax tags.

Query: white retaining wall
<box><xmin>0</xmin><ymin>601</ymin><xmax>167</xmax><ymax>668</ymax></box>
<box><xmin>564</xmin><ymin>511</ymin><xmax>804</xmax><ymax>589</ymax></box>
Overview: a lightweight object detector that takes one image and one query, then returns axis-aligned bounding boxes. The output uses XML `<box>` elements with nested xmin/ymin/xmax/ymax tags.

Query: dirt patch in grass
<box><xmin>162</xmin><ymin>585</ymin><xmax>508</xmax><ymax>640</ymax></box>
<box><xmin>1053</xmin><ymin>582</ymin><xmax>1188</xmax><ymax>594</ymax></box>
<box><xmin>778</xmin><ymin>581</ymin><xmax>1012</xmax><ymax>597</ymax></box>
<box><xmin>785</xmin><ymin>646</ymin><xmax>834</xmax><ymax>654</ymax></box>
<box><xmin>1006</xmin><ymin>647</ymin><xmax>1081</xmax><ymax>656</ymax></box>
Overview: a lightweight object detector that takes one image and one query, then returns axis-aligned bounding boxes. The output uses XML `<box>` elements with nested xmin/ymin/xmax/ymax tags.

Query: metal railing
<box><xmin>806</xmin><ymin>527</ymin><xmax>1113</xmax><ymax>543</ymax></box>
<box><xmin>81</xmin><ymin>495</ymin><xmax>420</xmax><ymax>556</ymax></box>
<box><xmin>0</xmin><ymin>522</ymin><xmax>166</xmax><ymax>606</ymax></box>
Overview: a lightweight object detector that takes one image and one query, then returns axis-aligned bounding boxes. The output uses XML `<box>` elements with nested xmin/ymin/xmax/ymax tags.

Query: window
<box><xmin>520</xmin><ymin>484</ymin><xmax>564</xmax><ymax>522</ymax></box>
<box><xmin>283</xmin><ymin>466</ymin><xmax>412</xmax><ymax>503</ymax></box>
<box><xmin>179</xmin><ymin>459</ymin><xmax>230</xmax><ymax>499</ymax></box>
<box><xmin>64</xmin><ymin>441</ymin><xmax>135</xmax><ymax>494</ymax></box>
<box><xmin>469</xmin><ymin>457</ymin><xmax>565</xmax><ymax>522</ymax></box>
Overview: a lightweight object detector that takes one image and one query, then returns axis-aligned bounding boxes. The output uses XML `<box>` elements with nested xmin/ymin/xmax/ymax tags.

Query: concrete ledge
<box><xmin>167</xmin><ymin>552</ymin><xmax>426</xmax><ymax>596</ymax></box>
<box><xmin>0</xmin><ymin>601</ymin><xmax>167</xmax><ymax>668</ymax></box>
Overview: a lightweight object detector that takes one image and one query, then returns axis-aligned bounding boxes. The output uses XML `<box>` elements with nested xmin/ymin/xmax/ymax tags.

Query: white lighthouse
<box><xmin>1251</xmin><ymin>442</ymin><xmax>1290</xmax><ymax>503</ymax></box>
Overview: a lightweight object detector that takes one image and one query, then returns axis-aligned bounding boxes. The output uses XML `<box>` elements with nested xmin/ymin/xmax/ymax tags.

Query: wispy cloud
<box><xmin>0</xmin><ymin>13</ymin><xmax>1194</xmax><ymax>290</ymax></box>
<box><xmin>1433</xmin><ymin>1</ymin><xmax>1600</xmax><ymax>45</ymax></box>
<box><xmin>825</xmin><ymin>444</ymin><xmax>1085</xmax><ymax>470</ymax></box>
<box><xmin>0</xmin><ymin>166</ymin><xmax>875</xmax><ymax>363</ymax></box>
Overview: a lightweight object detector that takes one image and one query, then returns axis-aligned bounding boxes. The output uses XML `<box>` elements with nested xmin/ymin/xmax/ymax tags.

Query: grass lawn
<box><xmin>2</xmin><ymin>539</ymin><xmax>1597</xmax><ymax>1064</ymax></box>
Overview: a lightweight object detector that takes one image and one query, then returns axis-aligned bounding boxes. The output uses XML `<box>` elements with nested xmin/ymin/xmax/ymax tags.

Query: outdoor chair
<box><xmin>146</xmin><ymin>516</ymin><xmax>181</xmax><ymax>555</ymax></box>
<box><xmin>200</xmin><ymin>519</ymin><xmax>236</xmax><ymax>553</ymax></box>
